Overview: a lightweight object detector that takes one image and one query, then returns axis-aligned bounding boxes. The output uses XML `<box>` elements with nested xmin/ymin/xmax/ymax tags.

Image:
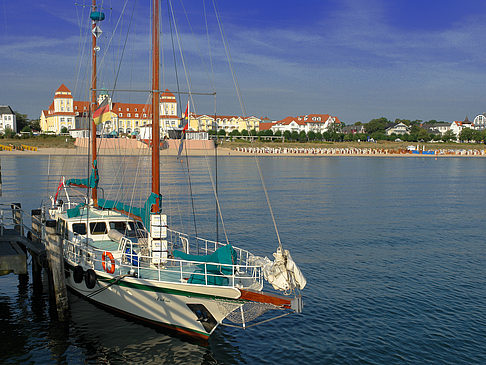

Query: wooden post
<box><xmin>11</xmin><ymin>203</ymin><xmax>28</xmax><ymax>285</ymax></box>
<box><xmin>31</xmin><ymin>209</ymin><xmax>43</xmax><ymax>290</ymax></box>
<box><xmin>45</xmin><ymin>219</ymin><xmax>68</xmax><ymax>321</ymax></box>
<box><xmin>11</xmin><ymin>203</ymin><xmax>23</xmax><ymax>235</ymax></box>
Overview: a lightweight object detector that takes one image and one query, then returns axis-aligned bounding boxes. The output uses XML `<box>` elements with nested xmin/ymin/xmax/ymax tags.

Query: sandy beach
<box><xmin>0</xmin><ymin>146</ymin><xmax>485</xmax><ymax>157</ymax></box>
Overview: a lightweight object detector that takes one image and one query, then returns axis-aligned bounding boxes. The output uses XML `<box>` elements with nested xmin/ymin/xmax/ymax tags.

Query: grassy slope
<box><xmin>0</xmin><ymin>136</ymin><xmax>76</xmax><ymax>148</ymax></box>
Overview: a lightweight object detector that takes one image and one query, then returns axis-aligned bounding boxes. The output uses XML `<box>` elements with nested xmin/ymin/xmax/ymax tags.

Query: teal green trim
<box><xmin>97</xmin><ymin>273</ymin><xmax>243</xmax><ymax>303</ymax></box>
<box><xmin>66</xmin><ymin>159</ymin><xmax>99</xmax><ymax>189</ymax></box>
<box><xmin>67</xmin><ymin>203</ymin><xmax>85</xmax><ymax>218</ymax></box>
<box><xmin>98</xmin><ymin>192</ymin><xmax>162</xmax><ymax>231</ymax></box>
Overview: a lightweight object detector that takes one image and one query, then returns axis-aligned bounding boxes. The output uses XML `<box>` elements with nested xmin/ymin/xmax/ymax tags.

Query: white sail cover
<box><xmin>250</xmin><ymin>248</ymin><xmax>306</xmax><ymax>293</ymax></box>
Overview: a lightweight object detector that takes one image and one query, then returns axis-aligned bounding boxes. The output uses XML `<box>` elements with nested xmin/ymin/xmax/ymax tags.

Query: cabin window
<box><xmin>109</xmin><ymin>221</ymin><xmax>127</xmax><ymax>232</ymax></box>
<box><xmin>90</xmin><ymin>222</ymin><xmax>107</xmax><ymax>235</ymax></box>
<box><xmin>72</xmin><ymin>223</ymin><xmax>87</xmax><ymax>235</ymax></box>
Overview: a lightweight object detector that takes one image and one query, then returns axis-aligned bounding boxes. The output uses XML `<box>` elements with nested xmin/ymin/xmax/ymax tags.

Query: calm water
<box><xmin>1</xmin><ymin>155</ymin><xmax>485</xmax><ymax>364</ymax></box>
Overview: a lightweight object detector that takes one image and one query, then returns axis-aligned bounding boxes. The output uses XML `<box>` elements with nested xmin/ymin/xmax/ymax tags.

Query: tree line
<box><xmin>209</xmin><ymin>117</ymin><xmax>486</xmax><ymax>143</ymax></box>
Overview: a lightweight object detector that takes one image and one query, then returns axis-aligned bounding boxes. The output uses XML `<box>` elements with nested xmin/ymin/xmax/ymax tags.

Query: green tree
<box><xmin>290</xmin><ymin>131</ymin><xmax>299</xmax><ymax>141</ymax></box>
<box><xmin>315</xmin><ymin>132</ymin><xmax>322</xmax><ymax>141</ymax></box>
<box><xmin>298</xmin><ymin>131</ymin><xmax>307</xmax><ymax>142</ymax></box>
<box><xmin>217</xmin><ymin>129</ymin><xmax>226</xmax><ymax>137</ymax></box>
<box><xmin>459</xmin><ymin>128</ymin><xmax>474</xmax><ymax>142</ymax></box>
<box><xmin>417</xmin><ymin>128</ymin><xmax>430</xmax><ymax>142</ymax></box>
<box><xmin>343</xmin><ymin>133</ymin><xmax>353</xmax><ymax>141</ymax></box>
<box><xmin>15</xmin><ymin>112</ymin><xmax>29</xmax><ymax>132</ymax></box>
<box><xmin>241</xmin><ymin>129</ymin><xmax>249</xmax><ymax>136</ymax></box>
<box><xmin>471</xmin><ymin>129</ymin><xmax>482</xmax><ymax>143</ymax></box>
<box><xmin>21</xmin><ymin>125</ymin><xmax>31</xmax><ymax>133</ymax></box>
<box><xmin>307</xmin><ymin>131</ymin><xmax>316</xmax><ymax>141</ymax></box>
<box><xmin>30</xmin><ymin>119</ymin><xmax>41</xmax><ymax>132</ymax></box>
<box><xmin>442</xmin><ymin>130</ymin><xmax>456</xmax><ymax>142</ymax></box>
<box><xmin>4</xmin><ymin>126</ymin><xmax>15</xmax><ymax>138</ymax></box>
<box><xmin>283</xmin><ymin>130</ymin><xmax>291</xmax><ymax>141</ymax></box>
<box><xmin>365</xmin><ymin>117</ymin><xmax>389</xmax><ymax>134</ymax></box>
<box><xmin>60</xmin><ymin>126</ymin><xmax>68</xmax><ymax>134</ymax></box>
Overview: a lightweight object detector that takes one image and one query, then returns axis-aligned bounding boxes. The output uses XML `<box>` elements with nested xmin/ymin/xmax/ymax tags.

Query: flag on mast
<box><xmin>93</xmin><ymin>98</ymin><xmax>111</xmax><ymax>125</ymax></box>
<box><xmin>177</xmin><ymin>100</ymin><xmax>190</xmax><ymax>158</ymax></box>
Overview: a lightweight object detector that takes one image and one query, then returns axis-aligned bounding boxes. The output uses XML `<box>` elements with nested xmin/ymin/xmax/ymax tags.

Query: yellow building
<box><xmin>40</xmin><ymin>84</ymin><xmax>79</xmax><ymax>133</ymax></box>
<box><xmin>41</xmin><ymin>86</ymin><xmax>179</xmax><ymax>135</ymax></box>
<box><xmin>189</xmin><ymin>114</ymin><xmax>260</xmax><ymax>133</ymax></box>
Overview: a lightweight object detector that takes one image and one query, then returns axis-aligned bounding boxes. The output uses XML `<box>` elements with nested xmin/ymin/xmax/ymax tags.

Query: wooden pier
<box><xmin>0</xmin><ymin>203</ymin><xmax>68</xmax><ymax>320</ymax></box>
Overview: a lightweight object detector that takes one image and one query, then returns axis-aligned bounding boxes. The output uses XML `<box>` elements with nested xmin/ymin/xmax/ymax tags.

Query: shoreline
<box><xmin>0</xmin><ymin>146</ymin><xmax>485</xmax><ymax>157</ymax></box>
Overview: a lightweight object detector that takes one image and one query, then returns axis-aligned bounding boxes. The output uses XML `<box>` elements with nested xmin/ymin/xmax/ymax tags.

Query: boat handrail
<box><xmin>167</xmin><ymin>228</ymin><xmax>256</xmax><ymax>267</ymax></box>
<box><xmin>64</xmin><ymin>237</ymin><xmax>263</xmax><ymax>290</ymax></box>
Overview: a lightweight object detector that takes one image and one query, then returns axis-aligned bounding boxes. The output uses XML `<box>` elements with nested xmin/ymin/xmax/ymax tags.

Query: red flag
<box><xmin>54</xmin><ymin>177</ymin><xmax>64</xmax><ymax>202</ymax></box>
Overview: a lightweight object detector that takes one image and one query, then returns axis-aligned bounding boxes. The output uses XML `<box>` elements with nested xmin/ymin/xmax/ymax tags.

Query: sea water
<box><xmin>0</xmin><ymin>155</ymin><xmax>485</xmax><ymax>364</ymax></box>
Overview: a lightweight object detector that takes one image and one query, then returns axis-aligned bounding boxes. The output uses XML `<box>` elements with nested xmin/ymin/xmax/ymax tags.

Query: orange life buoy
<box><xmin>102</xmin><ymin>251</ymin><xmax>115</xmax><ymax>274</ymax></box>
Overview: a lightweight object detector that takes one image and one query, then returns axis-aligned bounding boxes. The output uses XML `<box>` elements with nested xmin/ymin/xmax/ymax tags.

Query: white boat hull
<box><xmin>65</xmin><ymin>262</ymin><xmax>243</xmax><ymax>339</ymax></box>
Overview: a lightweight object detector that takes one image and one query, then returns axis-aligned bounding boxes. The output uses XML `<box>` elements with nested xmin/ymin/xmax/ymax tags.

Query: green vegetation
<box><xmin>0</xmin><ymin>135</ymin><xmax>76</xmax><ymax>148</ymax></box>
<box><xmin>219</xmin><ymin>117</ymin><xmax>486</xmax><ymax>144</ymax></box>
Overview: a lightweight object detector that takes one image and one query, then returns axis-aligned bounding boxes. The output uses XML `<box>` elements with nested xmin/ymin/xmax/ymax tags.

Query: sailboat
<box><xmin>39</xmin><ymin>0</ymin><xmax>305</xmax><ymax>341</ymax></box>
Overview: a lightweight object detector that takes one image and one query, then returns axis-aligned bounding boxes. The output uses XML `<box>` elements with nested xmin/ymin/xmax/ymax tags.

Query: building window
<box><xmin>135</xmin><ymin>113</ymin><xmax>138</xmax><ymax>117</ymax></box>
<box><xmin>119</xmin><ymin>113</ymin><xmax>123</xmax><ymax>117</ymax></box>
<box><xmin>135</xmin><ymin>108</ymin><xmax>137</xmax><ymax>111</ymax></box>
<box><xmin>126</xmin><ymin>108</ymin><xmax>129</xmax><ymax>111</ymax></box>
<box><xmin>143</xmin><ymin>114</ymin><xmax>147</xmax><ymax>117</ymax></box>
<box><xmin>118</xmin><ymin>108</ymin><xmax>121</xmax><ymax>111</ymax></box>
<box><xmin>127</xmin><ymin>113</ymin><xmax>131</xmax><ymax>117</ymax></box>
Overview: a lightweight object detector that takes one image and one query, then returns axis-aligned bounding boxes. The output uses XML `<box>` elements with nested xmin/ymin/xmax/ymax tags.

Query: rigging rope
<box><xmin>211</xmin><ymin>0</ymin><xmax>284</xmax><ymax>250</ymax></box>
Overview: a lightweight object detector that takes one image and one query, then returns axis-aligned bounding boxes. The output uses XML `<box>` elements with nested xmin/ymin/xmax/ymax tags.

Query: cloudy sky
<box><xmin>2</xmin><ymin>0</ymin><xmax>486</xmax><ymax>124</ymax></box>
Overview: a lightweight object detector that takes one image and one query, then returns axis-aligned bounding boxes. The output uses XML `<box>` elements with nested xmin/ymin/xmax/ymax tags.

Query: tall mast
<box><xmin>151</xmin><ymin>0</ymin><xmax>160</xmax><ymax>212</ymax></box>
<box><xmin>91</xmin><ymin>0</ymin><xmax>98</xmax><ymax>206</ymax></box>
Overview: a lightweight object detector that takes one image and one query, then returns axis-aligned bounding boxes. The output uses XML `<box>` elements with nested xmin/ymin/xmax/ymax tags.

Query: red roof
<box><xmin>161</xmin><ymin>89</ymin><xmax>175</xmax><ymax>97</ymax></box>
<box><xmin>74</xmin><ymin>101</ymin><xmax>90</xmax><ymax>110</ymax></box>
<box><xmin>54</xmin><ymin>93</ymin><xmax>73</xmax><ymax>99</ymax></box>
<box><xmin>276</xmin><ymin>114</ymin><xmax>341</xmax><ymax>126</ymax></box>
<box><xmin>259</xmin><ymin>122</ymin><xmax>275</xmax><ymax>130</ymax></box>
<box><xmin>56</xmin><ymin>84</ymin><xmax>71</xmax><ymax>93</ymax></box>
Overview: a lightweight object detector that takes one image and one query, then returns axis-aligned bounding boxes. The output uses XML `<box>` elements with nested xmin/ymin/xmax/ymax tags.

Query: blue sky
<box><xmin>2</xmin><ymin>0</ymin><xmax>486</xmax><ymax>124</ymax></box>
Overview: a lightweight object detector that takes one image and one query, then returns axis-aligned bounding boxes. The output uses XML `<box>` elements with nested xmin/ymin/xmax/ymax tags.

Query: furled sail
<box><xmin>250</xmin><ymin>248</ymin><xmax>306</xmax><ymax>293</ymax></box>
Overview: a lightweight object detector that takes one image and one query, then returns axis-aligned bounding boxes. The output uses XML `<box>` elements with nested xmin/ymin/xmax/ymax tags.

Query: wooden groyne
<box><xmin>233</xmin><ymin>146</ymin><xmax>486</xmax><ymax>156</ymax></box>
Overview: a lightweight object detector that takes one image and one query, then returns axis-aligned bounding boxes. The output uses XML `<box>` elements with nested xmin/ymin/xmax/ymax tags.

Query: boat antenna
<box><xmin>151</xmin><ymin>0</ymin><xmax>161</xmax><ymax>213</ymax></box>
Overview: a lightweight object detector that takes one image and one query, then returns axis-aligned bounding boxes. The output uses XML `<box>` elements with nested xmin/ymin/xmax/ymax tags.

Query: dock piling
<box><xmin>31</xmin><ymin>209</ymin><xmax>43</xmax><ymax>289</ymax></box>
<box><xmin>45</xmin><ymin>219</ymin><xmax>68</xmax><ymax>321</ymax></box>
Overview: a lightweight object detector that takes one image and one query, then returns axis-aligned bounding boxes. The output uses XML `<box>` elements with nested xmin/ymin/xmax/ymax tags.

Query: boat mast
<box><xmin>151</xmin><ymin>0</ymin><xmax>160</xmax><ymax>212</ymax></box>
<box><xmin>91</xmin><ymin>0</ymin><xmax>98</xmax><ymax>206</ymax></box>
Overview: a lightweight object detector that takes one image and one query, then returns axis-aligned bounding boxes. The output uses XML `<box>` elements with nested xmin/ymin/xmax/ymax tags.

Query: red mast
<box><xmin>151</xmin><ymin>0</ymin><xmax>160</xmax><ymax>212</ymax></box>
<box><xmin>91</xmin><ymin>0</ymin><xmax>98</xmax><ymax>206</ymax></box>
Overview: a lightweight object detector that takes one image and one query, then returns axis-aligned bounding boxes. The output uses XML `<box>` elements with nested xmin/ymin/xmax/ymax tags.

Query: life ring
<box><xmin>102</xmin><ymin>251</ymin><xmax>115</xmax><ymax>274</ymax></box>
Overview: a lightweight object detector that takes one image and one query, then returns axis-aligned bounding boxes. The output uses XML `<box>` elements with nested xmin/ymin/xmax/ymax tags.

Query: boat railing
<box><xmin>167</xmin><ymin>228</ymin><xmax>256</xmax><ymax>268</ymax></box>
<box><xmin>64</xmin><ymin>237</ymin><xmax>263</xmax><ymax>290</ymax></box>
